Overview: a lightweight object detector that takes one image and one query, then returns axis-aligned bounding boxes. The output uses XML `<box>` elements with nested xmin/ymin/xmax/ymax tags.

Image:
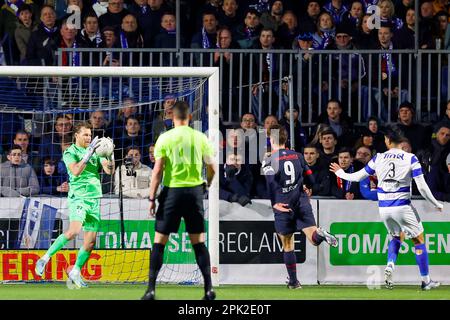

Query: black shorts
<box><xmin>274</xmin><ymin>195</ymin><xmax>316</xmax><ymax>235</ymax></box>
<box><xmin>155</xmin><ymin>185</ymin><xmax>205</xmax><ymax>235</ymax></box>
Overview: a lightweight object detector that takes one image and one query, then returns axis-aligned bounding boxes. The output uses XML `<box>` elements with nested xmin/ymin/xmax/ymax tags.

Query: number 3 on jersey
<box><xmin>388</xmin><ymin>162</ymin><xmax>396</xmax><ymax>178</ymax></box>
<box><xmin>284</xmin><ymin>161</ymin><xmax>295</xmax><ymax>185</ymax></box>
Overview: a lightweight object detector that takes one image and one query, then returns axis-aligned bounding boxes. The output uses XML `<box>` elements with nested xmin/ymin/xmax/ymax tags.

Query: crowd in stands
<box><xmin>218</xmin><ymin>99</ymin><xmax>450</xmax><ymax>204</ymax></box>
<box><xmin>1</xmin><ymin>0</ymin><xmax>450</xmax><ymax>66</ymax></box>
<box><xmin>0</xmin><ymin>94</ymin><xmax>449</xmax><ymax>202</ymax></box>
<box><xmin>1</xmin><ymin>0</ymin><xmax>450</xmax><ymax>203</ymax></box>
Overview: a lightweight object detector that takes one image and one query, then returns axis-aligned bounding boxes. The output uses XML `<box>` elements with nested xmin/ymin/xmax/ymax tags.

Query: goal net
<box><xmin>0</xmin><ymin>66</ymin><xmax>220</xmax><ymax>286</ymax></box>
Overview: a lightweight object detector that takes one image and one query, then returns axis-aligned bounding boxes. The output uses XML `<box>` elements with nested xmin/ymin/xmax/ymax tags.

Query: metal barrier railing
<box><xmin>58</xmin><ymin>48</ymin><xmax>449</xmax><ymax>125</ymax></box>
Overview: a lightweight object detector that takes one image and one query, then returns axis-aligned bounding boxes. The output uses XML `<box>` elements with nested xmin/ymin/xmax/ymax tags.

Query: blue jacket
<box><xmin>38</xmin><ymin>172</ymin><xmax>67</xmax><ymax>196</ymax></box>
<box><xmin>359</xmin><ymin>176</ymin><xmax>378</xmax><ymax>201</ymax></box>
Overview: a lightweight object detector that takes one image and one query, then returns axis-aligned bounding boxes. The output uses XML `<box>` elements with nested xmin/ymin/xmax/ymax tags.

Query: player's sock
<box><xmin>148</xmin><ymin>243</ymin><xmax>165</xmax><ymax>291</ymax></box>
<box><xmin>45</xmin><ymin>234</ymin><xmax>69</xmax><ymax>258</ymax></box>
<box><xmin>283</xmin><ymin>251</ymin><xmax>298</xmax><ymax>283</ymax></box>
<box><xmin>311</xmin><ymin>230</ymin><xmax>324</xmax><ymax>246</ymax></box>
<box><xmin>414</xmin><ymin>243</ymin><xmax>430</xmax><ymax>283</ymax></box>
<box><xmin>71</xmin><ymin>265</ymin><xmax>81</xmax><ymax>273</ymax></box>
<box><xmin>74</xmin><ymin>246</ymin><xmax>91</xmax><ymax>270</ymax></box>
<box><xmin>193</xmin><ymin>242</ymin><xmax>213</xmax><ymax>293</ymax></box>
<box><xmin>387</xmin><ymin>237</ymin><xmax>401</xmax><ymax>267</ymax></box>
<box><xmin>41</xmin><ymin>253</ymin><xmax>50</xmax><ymax>264</ymax></box>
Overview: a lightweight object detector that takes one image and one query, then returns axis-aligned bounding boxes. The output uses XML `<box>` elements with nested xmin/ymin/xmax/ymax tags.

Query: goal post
<box><xmin>0</xmin><ymin>66</ymin><xmax>220</xmax><ymax>287</ymax></box>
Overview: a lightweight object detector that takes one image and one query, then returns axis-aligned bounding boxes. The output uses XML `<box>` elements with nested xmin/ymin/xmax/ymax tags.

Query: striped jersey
<box><xmin>364</xmin><ymin>148</ymin><xmax>423</xmax><ymax>207</ymax></box>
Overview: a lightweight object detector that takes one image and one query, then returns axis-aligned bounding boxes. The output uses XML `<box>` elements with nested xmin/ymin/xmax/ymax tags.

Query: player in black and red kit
<box><xmin>262</xmin><ymin>124</ymin><xmax>338</xmax><ymax>289</ymax></box>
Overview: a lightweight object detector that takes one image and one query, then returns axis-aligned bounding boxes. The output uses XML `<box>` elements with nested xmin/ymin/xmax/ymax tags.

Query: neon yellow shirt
<box><xmin>63</xmin><ymin>144</ymin><xmax>105</xmax><ymax>198</ymax></box>
<box><xmin>154</xmin><ymin>126</ymin><xmax>214</xmax><ymax>188</ymax></box>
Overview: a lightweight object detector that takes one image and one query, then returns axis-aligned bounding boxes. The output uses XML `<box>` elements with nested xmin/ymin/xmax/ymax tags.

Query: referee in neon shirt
<box><xmin>141</xmin><ymin>101</ymin><xmax>216</xmax><ymax>300</ymax></box>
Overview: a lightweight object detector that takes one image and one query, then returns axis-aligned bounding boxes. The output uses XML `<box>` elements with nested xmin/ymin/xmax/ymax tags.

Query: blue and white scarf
<box><xmin>7</xmin><ymin>0</ymin><xmax>24</xmax><ymax>15</ymax></box>
<box><xmin>72</xmin><ymin>41</ymin><xmax>80</xmax><ymax>66</ymax></box>
<box><xmin>381</xmin><ymin>42</ymin><xmax>396</xmax><ymax>75</ymax></box>
<box><xmin>120</xmin><ymin>31</ymin><xmax>128</xmax><ymax>48</ymax></box>
<box><xmin>42</xmin><ymin>23</ymin><xmax>58</xmax><ymax>35</ymax></box>
<box><xmin>201</xmin><ymin>27</ymin><xmax>211</xmax><ymax>48</ymax></box>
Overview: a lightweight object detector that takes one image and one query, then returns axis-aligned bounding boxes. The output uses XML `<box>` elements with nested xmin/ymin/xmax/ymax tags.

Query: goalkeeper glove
<box><xmin>106</xmin><ymin>152</ymin><xmax>115</xmax><ymax>169</ymax></box>
<box><xmin>82</xmin><ymin>136</ymin><xmax>100</xmax><ymax>164</ymax></box>
<box><xmin>105</xmin><ymin>137</ymin><xmax>115</xmax><ymax>158</ymax></box>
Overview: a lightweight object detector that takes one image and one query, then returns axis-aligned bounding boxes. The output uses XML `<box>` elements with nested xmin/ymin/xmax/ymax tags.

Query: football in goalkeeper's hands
<box><xmin>95</xmin><ymin>137</ymin><xmax>114</xmax><ymax>157</ymax></box>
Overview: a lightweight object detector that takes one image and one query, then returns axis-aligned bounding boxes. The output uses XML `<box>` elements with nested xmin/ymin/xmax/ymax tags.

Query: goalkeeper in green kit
<box><xmin>35</xmin><ymin>122</ymin><xmax>115</xmax><ymax>288</ymax></box>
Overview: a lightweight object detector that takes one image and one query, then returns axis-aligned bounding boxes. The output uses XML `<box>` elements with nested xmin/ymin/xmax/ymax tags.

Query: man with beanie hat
<box><xmin>301</xmin><ymin>0</ymin><xmax>322</xmax><ymax>32</ymax></box>
<box><xmin>396</xmin><ymin>101</ymin><xmax>428</xmax><ymax>153</ymax></box>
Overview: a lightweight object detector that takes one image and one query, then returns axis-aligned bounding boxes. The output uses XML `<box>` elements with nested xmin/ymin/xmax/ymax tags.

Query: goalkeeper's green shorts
<box><xmin>68</xmin><ymin>197</ymin><xmax>101</xmax><ymax>232</ymax></box>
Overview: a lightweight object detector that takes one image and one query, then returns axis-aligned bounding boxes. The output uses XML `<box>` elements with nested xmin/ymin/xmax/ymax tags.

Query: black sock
<box><xmin>284</xmin><ymin>251</ymin><xmax>297</xmax><ymax>283</ymax></box>
<box><xmin>148</xmin><ymin>243</ymin><xmax>165</xmax><ymax>291</ymax></box>
<box><xmin>193</xmin><ymin>242</ymin><xmax>212</xmax><ymax>293</ymax></box>
<box><xmin>312</xmin><ymin>230</ymin><xmax>324</xmax><ymax>246</ymax></box>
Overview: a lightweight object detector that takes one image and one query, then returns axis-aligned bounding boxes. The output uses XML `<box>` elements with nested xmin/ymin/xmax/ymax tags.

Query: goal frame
<box><xmin>0</xmin><ymin>66</ymin><xmax>221</xmax><ymax>287</ymax></box>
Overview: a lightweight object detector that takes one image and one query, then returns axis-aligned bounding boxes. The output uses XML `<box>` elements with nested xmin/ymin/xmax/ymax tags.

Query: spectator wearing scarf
<box><xmin>153</xmin><ymin>12</ymin><xmax>187</xmax><ymax>65</ymax></box>
<box><xmin>233</xmin><ymin>8</ymin><xmax>263</xmax><ymax>49</ymax></box>
<box><xmin>59</xmin><ymin>20</ymin><xmax>79</xmax><ymax>66</ymax></box>
<box><xmin>191</xmin><ymin>11</ymin><xmax>218</xmax><ymax>49</ymax></box>
<box><xmin>312</xmin><ymin>11</ymin><xmax>335</xmax><ymax>50</ymax></box>
<box><xmin>76</xmin><ymin>13</ymin><xmax>104</xmax><ymax>65</ymax></box>
<box><xmin>25</xmin><ymin>4</ymin><xmax>60</xmax><ymax>65</ymax></box>
<box><xmin>113</xmin><ymin>13</ymin><xmax>143</xmax><ymax>66</ymax></box>
<box><xmin>116</xmin><ymin>13</ymin><xmax>143</xmax><ymax>48</ymax></box>
<box><xmin>190</xmin><ymin>11</ymin><xmax>218</xmax><ymax>65</ymax></box>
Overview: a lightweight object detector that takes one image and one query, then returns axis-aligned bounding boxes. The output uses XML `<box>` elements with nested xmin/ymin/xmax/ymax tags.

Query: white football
<box><xmin>95</xmin><ymin>137</ymin><xmax>114</xmax><ymax>157</ymax></box>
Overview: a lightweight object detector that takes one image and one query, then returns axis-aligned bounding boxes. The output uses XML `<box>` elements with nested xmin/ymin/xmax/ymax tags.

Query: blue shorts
<box><xmin>274</xmin><ymin>196</ymin><xmax>316</xmax><ymax>235</ymax></box>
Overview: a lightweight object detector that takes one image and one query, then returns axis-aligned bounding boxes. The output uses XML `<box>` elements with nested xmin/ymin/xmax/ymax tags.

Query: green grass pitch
<box><xmin>1</xmin><ymin>283</ymin><xmax>450</xmax><ymax>300</ymax></box>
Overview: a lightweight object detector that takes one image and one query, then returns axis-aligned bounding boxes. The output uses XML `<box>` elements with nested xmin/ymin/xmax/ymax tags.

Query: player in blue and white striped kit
<box><xmin>330</xmin><ymin>126</ymin><xmax>444</xmax><ymax>290</ymax></box>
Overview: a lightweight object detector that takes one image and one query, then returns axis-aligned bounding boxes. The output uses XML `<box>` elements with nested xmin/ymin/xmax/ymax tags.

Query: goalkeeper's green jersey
<box><xmin>63</xmin><ymin>143</ymin><xmax>105</xmax><ymax>199</ymax></box>
<box><xmin>154</xmin><ymin>125</ymin><xmax>214</xmax><ymax>188</ymax></box>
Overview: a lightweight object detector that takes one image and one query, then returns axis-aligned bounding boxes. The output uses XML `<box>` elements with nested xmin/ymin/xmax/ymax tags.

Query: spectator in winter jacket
<box><xmin>417</xmin><ymin>122</ymin><xmax>450</xmax><ymax>176</ymax></box>
<box><xmin>25</xmin><ymin>4</ymin><xmax>59</xmax><ymax>66</ymax></box>
<box><xmin>426</xmin><ymin>152</ymin><xmax>450</xmax><ymax>202</ymax></box>
<box><xmin>14</xmin><ymin>3</ymin><xmax>38</xmax><ymax>63</ymax></box>
<box><xmin>330</xmin><ymin>147</ymin><xmax>362</xmax><ymax>199</ymax></box>
<box><xmin>219</xmin><ymin>152</ymin><xmax>253</xmax><ymax>207</ymax></box>
<box><xmin>397</xmin><ymin>101</ymin><xmax>429</xmax><ymax>153</ymax></box>
<box><xmin>278</xmin><ymin>104</ymin><xmax>307</xmax><ymax>152</ymax></box>
<box><xmin>317</xmin><ymin>99</ymin><xmax>356</xmax><ymax>148</ymax></box>
<box><xmin>76</xmin><ymin>13</ymin><xmax>105</xmax><ymax>66</ymax></box>
<box><xmin>38</xmin><ymin>157</ymin><xmax>68</xmax><ymax>196</ymax></box>
<box><xmin>303</xmin><ymin>144</ymin><xmax>331</xmax><ymax>196</ymax></box>
<box><xmin>0</xmin><ymin>144</ymin><xmax>39</xmax><ymax>196</ymax></box>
